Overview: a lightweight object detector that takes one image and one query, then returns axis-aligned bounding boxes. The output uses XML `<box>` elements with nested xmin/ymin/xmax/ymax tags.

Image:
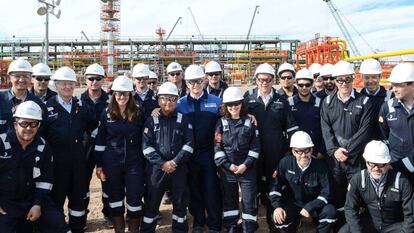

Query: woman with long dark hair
<box><xmin>94</xmin><ymin>76</ymin><xmax>145</xmax><ymax>233</ymax></box>
<box><xmin>214</xmin><ymin>87</ymin><xmax>261</xmax><ymax>233</ymax></box>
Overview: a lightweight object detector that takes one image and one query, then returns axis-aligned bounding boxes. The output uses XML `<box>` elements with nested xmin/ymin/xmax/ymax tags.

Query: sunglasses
<box><xmin>35</xmin><ymin>77</ymin><xmax>51</xmax><ymax>82</ymax></box>
<box><xmin>280</xmin><ymin>76</ymin><xmax>294</xmax><ymax>80</ymax></box>
<box><xmin>336</xmin><ymin>78</ymin><xmax>353</xmax><ymax>85</ymax></box>
<box><xmin>322</xmin><ymin>76</ymin><xmax>335</xmax><ymax>81</ymax></box>
<box><xmin>169</xmin><ymin>72</ymin><xmax>181</xmax><ymax>76</ymax></box>
<box><xmin>256</xmin><ymin>78</ymin><xmax>273</xmax><ymax>84</ymax></box>
<box><xmin>159</xmin><ymin>96</ymin><xmax>178</xmax><ymax>102</ymax></box>
<box><xmin>297</xmin><ymin>83</ymin><xmax>312</xmax><ymax>88</ymax></box>
<box><xmin>114</xmin><ymin>91</ymin><xmax>130</xmax><ymax>97</ymax></box>
<box><xmin>16</xmin><ymin>121</ymin><xmax>40</xmax><ymax>128</ymax></box>
<box><xmin>226</xmin><ymin>101</ymin><xmax>242</xmax><ymax>107</ymax></box>
<box><xmin>366</xmin><ymin>162</ymin><xmax>387</xmax><ymax>168</ymax></box>
<box><xmin>293</xmin><ymin>148</ymin><xmax>312</xmax><ymax>155</ymax></box>
<box><xmin>187</xmin><ymin>79</ymin><xmax>204</xmax><ymax>85</ymax></box>
<box><xmin>148</xmin><ymin>81</ymin><xmax>156</xmax><ymax>85</ymax></box>
<box><xmin>207</xmin><ymin>72</ymin><xmax>221</xmax><ymax>77</ymax></box>
<box><xmin>87</xmin><ymin>77</ymin><xmax>103</xmax><ymax>82</ymax></box>
<box><xmin>135</xmin><ymin>77</ymin><xmax>149</xmax><ymax>81</ymax></box>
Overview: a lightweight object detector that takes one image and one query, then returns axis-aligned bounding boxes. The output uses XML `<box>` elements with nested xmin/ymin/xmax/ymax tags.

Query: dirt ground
<box><xmin>81</xmin><ymin>172</ymin><xmax>315</xmax><ymax>233</ymax></box>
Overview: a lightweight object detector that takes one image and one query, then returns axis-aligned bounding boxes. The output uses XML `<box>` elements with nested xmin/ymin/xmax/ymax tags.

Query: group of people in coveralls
<box><xmin>0</xmin><ymin>56</ymin><xmax>413</xmax><ymax>233</ymax></box>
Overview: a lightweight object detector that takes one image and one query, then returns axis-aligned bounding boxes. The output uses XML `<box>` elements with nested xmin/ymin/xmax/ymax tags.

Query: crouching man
<box><xmin>270</xmin><ymin>131</ymin><xmax>336</xmax><ymax>233</ymax></box>
<box><xmin>0</xmin><ymin>101</ymin><xmax>69</xmax><ymax>233</ymax></box>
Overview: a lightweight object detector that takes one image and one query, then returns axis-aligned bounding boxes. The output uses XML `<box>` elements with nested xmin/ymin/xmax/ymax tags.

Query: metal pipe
<box><xmin>345</xmin><ymin>49</ymin><xmax>414</xmax><ymax>61</ymax></box>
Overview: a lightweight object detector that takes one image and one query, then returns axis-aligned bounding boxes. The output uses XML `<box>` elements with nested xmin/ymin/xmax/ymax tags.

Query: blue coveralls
<box><xmin>269</xmin><ymin>156</ymin><xmax>336</xmax><ymax>233</ymax></box>
<box><xmin>80</xmin><ymin>90</ymin><xmax>110</xmax><ymax>218</ymax></box>
<box><xmin>287</xmin><ymin>95</ymin><xmax>325</xmax><ymax>156</ymax></box>
<box><xmin>177</xmin><ymin>91</ymin><xmax>222</xmax><ymax>232</ymax></box>
<box><xmin>244</xmin><ymin>87</ymin><xmax>298</xmax><ymax>227</ymax></box>
<box><xmin>214</xmin><ymin>116</ymin><xmax>260</xmax><ymax>232</ymax></box>
<box><xmin>0</xmin><ymin>130</ymin><xmax>70</xmax><ymax>233</ymax></box>
<box><xmin>205</xmin><ymin>81</ymin><xmax>228</xmax><ymax>99</ymax></box>
<box><xmin>94</xmin><ymin>108</ymin><xmax>145</xmax><ymax>219</ymax></box>
<box><xmin>43</xmin><ymin>95</ymin><xmax>97</xmax><ymax>233</ymax></box>
<box><xmin>133</xmin><ymin>89</ymin><xmax>159</xmax><ymax>121</ymax></box>
<box><xmin>29</xmin><ymin>87</ymin><xmax>57</xmax><ymax>103</ymax></box>
<box><xmin>379</xmin><ymin>98</ymin><xmax>414</xmax><ymax>181</ymax></box>
<box><xmin>141</xmin><ymin>111</ymin><xmax>194</xmax><ymax>233</ymax></box>
<box><xmin>0</xmin><ymin>90</ymin><xmax>46</xmax><ymax>134</ymax></box>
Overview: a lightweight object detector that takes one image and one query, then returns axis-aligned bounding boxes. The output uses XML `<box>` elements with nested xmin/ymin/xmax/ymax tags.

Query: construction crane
<box><xmin>243</xmin><ymin>5</ymin><xmax>260</xmax><ymax>50</ymax></box>
<box><xmin>166</xmin><ymin>17</ymin><xmax>182</xmax><ymax>41</ymax></box>
<box><xmin>323</xmin><ymin>0</ymin><xmax>361</xmax><ymax>57</ymax></box>
<box><xmin>80</xmin><ymin>30</ymin><xmax>97</xmax><ymax>51</ymax></box>
<box><xmin>187</xmin><ymin>7</ymin><xmax>204</xmax><ymax>40</ymax></box>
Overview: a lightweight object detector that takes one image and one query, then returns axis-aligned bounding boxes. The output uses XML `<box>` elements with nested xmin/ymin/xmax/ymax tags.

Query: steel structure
<box><xmin>100</xmin><ymin>0</ymin><xmax>120</xmax><ymax>78</ymax></box>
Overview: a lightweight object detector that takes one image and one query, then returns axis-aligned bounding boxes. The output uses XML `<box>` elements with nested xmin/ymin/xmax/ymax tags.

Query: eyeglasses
<box><xmin>187</xmin><ymin>79</ymin><xmax>204</xmax><ymax>85</ymax></box>
<box><xmin>336</xmin><ymin>77</ymin><xmax>353</xmax><ymax>84</ymax></box>
<box><xmin>322</xmin><ymin>76</ymin><xmax>335</xmax><ymax>81</ymax></box>
<box><xmin>35</xmin><ymin>77</ymin><xmax>51</xmax><ymax>82</ymax></box>
<box><xmin>297</xmin><ymin>83</ymin><xmax>312</xmax><ymax>88</ymax></box>
<box><xmin>256</xmin><ymin>78</ymin><xmax>273</xmax><ymax>84</ymax></box>
<box><xmin>11</xmin><ymin>73</ymin><xmax>31</xmax><ymax>79</ymax></box>
<box><xmin>169</xmin><ymin>72</ymin><xmax>181</xmax><ymax>76</ymax></box>
<box><xmin>16</xmin><ymin>121</ymin><xmax>39</xmax><ymax>128</ymax></box>
<box><xmin>159</xmin><ymin>95</ymin><xmax>178</xmax><ymax>102</ymax></box>
<box><xmin>135</xmin><ymin>77</ymin><xmax>149</xmax><ymax>81</ymax></box>
<box><xmin>280</xmin><ymin>76</ymin><xmax>294</xmax><ymax>80</ymax></box>
<box><xmin>148</xmin><ymin>81</ymin><xmax>156</xmax><ymax>85</ymax></box>
<box><xmin>366</xmin><ymin>162</ymin><xmax>387</xmax><ymax>168</ymax></box>
<box><xmin>226</xmin><ymin>101</ymin><xmax>242</xmax><ymax>107</ymax></box>
<box><xmin>87</xmin><ymin>77</ymin><xmax>103</xmax><ymax>82</ymax></box>
<box><xmin>114</xmin><ymin>91</ymin><xmax>130</xmax><ymax>97</ymax></box>
<box><xmin>293</xmin><ymin>148</ymin><xmax>312</xmax><ymax>155</ymax></box>
<box><xmin>207</xmin><ymin>72</ymin><xmax>221</xmax><ymax>77</ymax></box>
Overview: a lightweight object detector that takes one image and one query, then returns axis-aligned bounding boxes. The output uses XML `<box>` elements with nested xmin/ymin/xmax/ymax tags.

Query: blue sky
<box><xmin>1</xmin><ymin>0</ymin><xmax>413</xmax><ymax>59</ymax></box>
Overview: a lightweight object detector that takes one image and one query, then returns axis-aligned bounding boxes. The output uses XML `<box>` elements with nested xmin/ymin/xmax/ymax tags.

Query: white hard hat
<box><xmin>320</xmin><ymin>63</ymin><xmax>334</xmax><ymax>77</ymax></box>
<box><xmin>388</xmin><ymin>63</ymin><xmax>414</xmax><ymax>84</ymax></box>
<box><xmin>32</xmin><ymin>63</ymin><xmax>52</xmax><ymax>76</ymax></box>
<box><xmin>254</xmin><ymin>63</ymin><xmax>275</xmax><ymax>77</ymax></box>
<box><xmin>290</xmin><ymin>131</ymin><xmax>314</xmax><ymax>148</ymax></box>
<box><xmin>222</xmin><ymin>87</ymin><xmax>243</xmax><ymax>103</ymax></box>
<box><xmin>309</xmin><ymin>63</ymin><xmax>322</xmax><ymax>75</ymax></box>
<box><xmin>184</xmin><ymin>64</ymin><xmax>205</xmax><ymax>80</ymax></box>
<box><xmin>8</xmin><ymin>58</ymin><xmax>32</xmax><ymax>74</ymax></box>
<box><xmin>53</xmin><ymin>66</ymin><xmax>77</xmax><ymax>82</ymax></box>
<box><xmin>332</xmin><ymin>61</ymin><xmax>355</xmax><ymax>77</ymax></box>
<box><xmin>149</xmin><ymin>71</ymin><xmax>158</xmax><ymax>80</ymax></box>
<box><xmin>112</xmin><ymin>76</ymin><xmax>133</xmax><ymax>92</ymax></box>
<box><xmin>205</xmin><ymin>60</ymin><xmax>222</xmax><ymax>73</ymax></box>
<box><xmin>157</xmin><ymin>82</ymin><xmax>178</xmax><ymax>96</ymax></box>
<box><xmin>132</xmin><ymin>63</ymin><xmax>150</xmax><ymax>78</ymax></box>
<box><xmin>295</xmin><ymin>68</ymin><xmax>313</xmax><ymax>81</ymax></box>
<box><xmin>13</xmin><ymin>101</ymin><xmax>42</xmax><ymax>121</ymax></box>
<box><xmin>363</xmin><ymin>140</ymin><xmax>391</xmax><ymax>164</ymax></box>
<box><xmin>166</xmin><ymin>62</ymin><xmax>183</xmax><ymax>73</ymax></box>
<box><xmin>360</xmin><ymin>59</ymin><xmax>382</xmax><ymax>75</ymax></box>
<box><xmin>85</xmin><ymin>63</ymin><xmax>105</xmax><ymax>77</ymax></box>
<box><xmin>277</xmin><ymin>62</ymin><xmax>296</xmax><ymax>77</ymax></box>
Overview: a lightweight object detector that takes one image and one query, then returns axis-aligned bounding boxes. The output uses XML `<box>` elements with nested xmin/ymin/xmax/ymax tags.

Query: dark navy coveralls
<box><xmin>360</xmin><ymin>86</ymin><xmax>394</xmax><ymax>140</ymax></box>
<box><xmin>287</xmin><ymin>95</ymin><xmax>325</xmax><ymax>156</ymax></box>
<box><xmin>379</xmin><ymin>98</ymin><xmax>414</xmax><ymax>180</ymax></box>
<box><xmin>0</xmin><ymin>90</ymin><xmax>46</xmax><ymax>134</ymax></box>
<box><xmin>80</xmin><ymin>90</ymin><xmax>110</xmax><ymax>217</ymax></box>
<box><xmin>141</xmin><ymin>111</ymin><xmax>194</xmax><ymax>233</ymax></box>
<box><xmin>269</xmin><ymin>156</ymin><xmax>336</xmax><ymax>233</ymax></box>
<box><xmin>0</xmin><ymin>130</ymin><xmax>69</xmax><ymax>233</ymax></box>
<box><xmin>244</xmin><ymin>87</ymin><xmax>298</xmax><ymax>226</ymax></box>
<box><xmin>43</xmin><ymin>95</ymin><xmax>97</xmax><ymax>233</ymax></box>
<box><xmin>205</xmin><ymin>81</ymin><xmax>228</xmax><ymax>99</ymax></box>
<box><xmin>133</xmin><ymin>89</ymin><xmax>159</xmax><ymax>121</ymax></box>
<box><xmin>214</xmin><ymin>116</ymin><xmax>260</xmax><ymax>233</ymax></box>
<box><xmin>94</xmin><ymin>108</ymin><xmax>145</xmax><ymax>219</ymax></box>
<box><xmin>29</xmin><ymin>87</ymin><xmax>57</xmax><ymax>103</ymax></box>
<box><xmin>176</xmin><ymin>91</ymin><xmax>222</xmax><ymax>232</ymax></box>
<box><xmin>340</xmin><ymin>169</ymin><xmax>414</xmax><ymax>233</ymax></box>
<box><xmin>320</xmin><ymin>90</ymin><xmax>374</xmax><ymax>228</ymax></box>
